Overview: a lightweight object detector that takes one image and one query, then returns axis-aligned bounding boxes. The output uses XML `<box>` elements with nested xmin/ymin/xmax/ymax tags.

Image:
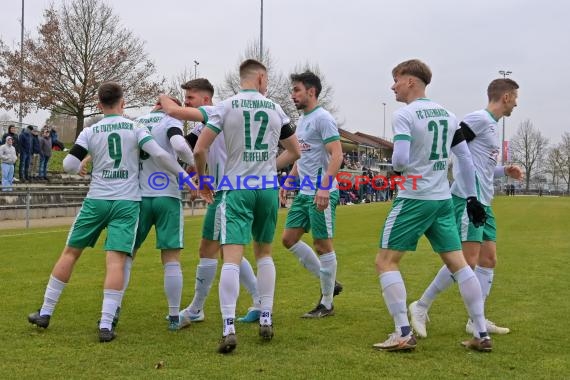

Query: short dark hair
<box><xmin>181</xmin><ymin>78</ymin><xmax>214</xmax><ymax>97</ymax></box>
<box><xmin>290</xmin><ymin>71</ymin><xmax>322</xmax><ymax>98</ymax></box>
<box><xmin>98</xmin><ymin>82</ymin><xmax>123</xmax><ymax>107</ymax></box>
<box><xmin>487</xmin><ymin>78</ymin><xmax>519</xmax><ymax>102</ymax></box>
<box><xmin>239</xmin><ymin>59</ymin><xmax>267</xmax><ymax>79</ymax></box>
<box><xmin>27</xmin><ymin>125</ymin><xmax>34</xmax><ymax>131</ymax></box>
<box><xmin>392</xmin><ymin>59</ymin><xmax>432</xmax><ymax>86</ymax></box>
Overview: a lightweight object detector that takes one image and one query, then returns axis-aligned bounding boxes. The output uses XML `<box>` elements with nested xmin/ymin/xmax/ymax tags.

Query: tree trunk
<box><xmin>525</xmin><ymin>170</ymin><xmax>531</xmax><ymax>191</ymax></box>
<box><xmin>75</xmin><ymin>111</ymin><xmax>85</xmax><ymax>139</ymax></box>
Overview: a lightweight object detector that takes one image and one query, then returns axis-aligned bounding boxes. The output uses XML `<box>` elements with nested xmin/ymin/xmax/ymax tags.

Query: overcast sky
<box><xmin>1</xmin><ymin>0</ymin><xmax>568</xmax><ymax>143</ymax></box>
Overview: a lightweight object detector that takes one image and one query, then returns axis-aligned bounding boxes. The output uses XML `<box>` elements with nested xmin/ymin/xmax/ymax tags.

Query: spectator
<box><xmin>18</xmin><ymin>125</ymin><xmax>33</xmax><ymax>182</ymax></box>
<box><xmin>1</xmin><ymin>136</ymin><xmax>17</xmax><ymax>191</ymax></box>
<box><xmin>50</xmin><ymin>127</ymin><xmax>65</xmax><ymax>151</ymax></box>
<box><xmin>31</xmin><ymin>128</ymin><xmax>41</xmax><ymax>180</ymax></box>
<box><xmin>2</xmin><ymin>125</ymin><xmax>20</xmax><ymax>154</ymax></box>
<box><xmin>39</xmin><ymin>128</ymin><xmax>53</xmax><ymax>180</ymax></box>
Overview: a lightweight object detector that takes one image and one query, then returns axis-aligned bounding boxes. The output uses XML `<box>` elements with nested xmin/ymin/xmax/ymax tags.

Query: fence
<box><xmin>0</xmin><ymin>185</ymin><xmax>206</xmax><ymax>229</ymax></box>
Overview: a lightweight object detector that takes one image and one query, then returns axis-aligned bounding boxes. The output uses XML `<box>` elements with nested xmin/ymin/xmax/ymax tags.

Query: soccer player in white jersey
<box><xmin>410</xmin><ymin>78</ymin><xmax>523</xmax><ymax>339</ymax></box>
<box><xmin>163</xmin><ymin>59</ymin><xmax>300</xmax><ymax>353</ymax></box>
<box><xmin>161</xmin><ymin>78</ymin><xmax>262</xmax><ymax>328</ymax></box>
<box><xmin>280</xmin><ymin>71</ymin><xmax>344</xmax><ymax>318</ymax></box>
<box><xmin>112</xmin><ymin>98</ymin><xmax>195</xmax><ymax>332</ymax></box>
<box><xmin>373</xmin><ymin>59</ymin><xmax>491</xmax><ymax>352</ymax></box>
<box><xmin>27</xmin><ymin>82</ymin><xmax>186</xmax><ymax>342</ymax></box>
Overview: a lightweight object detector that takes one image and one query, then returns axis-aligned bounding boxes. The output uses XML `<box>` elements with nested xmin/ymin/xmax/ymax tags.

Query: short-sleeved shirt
<box><xmin>136</xmin><ymin>111</ymin><xmax>184</xmax><ymax>199</ymax></box>
<box><xmin>295</xmin><ymin>106</ymin><xmax>340</xmax><ymax>195</ymax></box>
<box><xmin>190</xmin><ymin>106</ymin><xmax>227</xmax><ymax>190</ymax></box>
<box><xmin>450</xmin><ymin>109</ymin><xmax>500</xmax><ymax>206</ymax></box>
<box><xmin>392</xmin><ymin>98</ymin><xmax>458</xmax><ymax>200</ymax></box>
<box><xmin>205</xmin><ymin>90</ymin><xmax>290</xmax><ymax>190</ymax></box>
<box><xmin>75</xmin><ymin>114</ymin><xmax>152</xmax><ymax>201</ymax></box>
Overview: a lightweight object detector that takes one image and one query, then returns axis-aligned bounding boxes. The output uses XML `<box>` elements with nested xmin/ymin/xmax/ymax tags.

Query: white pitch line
<box><xmin>0</xmin><ymin>229</ymin><xmax>69</xmax><ymax>238</ymax></box>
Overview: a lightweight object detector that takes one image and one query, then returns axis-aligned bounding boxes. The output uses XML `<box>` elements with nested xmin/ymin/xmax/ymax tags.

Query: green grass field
<box><xmin>1</xmin><ymin>197</ymin><xmax>569</xmax><ymax>379</ymax></box>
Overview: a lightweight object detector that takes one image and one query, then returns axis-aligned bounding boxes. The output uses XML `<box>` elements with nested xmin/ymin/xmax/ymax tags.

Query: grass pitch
<box><xmin>1</xmin><ymin>197</ymin><xmax>569</xmax><ymax>379</ymax></box>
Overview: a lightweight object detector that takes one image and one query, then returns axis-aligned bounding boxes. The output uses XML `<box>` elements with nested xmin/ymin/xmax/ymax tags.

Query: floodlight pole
<box><xmin>498</xmin><ymin>69</ymin><xmax>512</xmax><ymax>164</ymax></box>
<box><xmin>260</xmin><ymin>0</ymin><xmax>264</xmax><ymax>61</ymax></box>
<box><xmin>18</xmin><ymin>0</ymin><xmax>25</xmax><ymax>125</ymax></box>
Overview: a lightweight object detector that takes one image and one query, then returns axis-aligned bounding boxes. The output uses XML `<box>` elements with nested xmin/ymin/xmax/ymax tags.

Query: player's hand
<box><xmin>314</xmin><ymin>189</ymin><xmax>330</xmax><ymax>212</ymax></box>
<box><xmin>187</xmin><ymin>189</ymin><xmax>199</xmax><ymax>201</ymax></box>
<box><xmin>198</xmin><ymin>182</ymin><xmax>214</xmax><ymax>204</ymax></box>
<box><xmin>279</xmin><ymin>187</ymin><xmax>288</xmax><ymax>205</ymax></box>
<box><xmin>466</xmin><ymin>196</ymin><xmax>487</xmax><ymax>228</ymax></box>
<box><xmin>78</xmin><ymin>155</ymin><xmax>92</xmax><ymax>177</ymax></box>
<box><xmin>505</xmin><ymin>165</ymin><xmax>523</xmax><ymax>180</ymax></box>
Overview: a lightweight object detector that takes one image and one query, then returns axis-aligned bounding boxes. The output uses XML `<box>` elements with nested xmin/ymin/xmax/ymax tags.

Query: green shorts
<box><xmin>453</xmin><ymin>195</ymin><xmax>497</xmax><ymax>242</ymax></box>
<box><xmin>219</xmin><ymin>189</ymin><xmax>278</xmax><ymax>245</ymax></box>
<box><xmin>202</xmin><ymin>191</ymin><xmax>223</xmax><ymax>241</ymax></box>
<box><xmin>66</xmin><ymin>198</ymin><xmax>140</xmax><ymax>255</ymax></box>
<box><xmin>284</xmin><ymin>191</ymin><xmax>339</xmax><ymax>240</ymax></box>
<box><xmin>134</xmin><ymin>196</ymin><xmax>184</xmax><ymax>250</ymax></box>
<box><xmin>380</xmin><ymin>197</ymin><xmax>461</xmax><ymax>253</ymax></box>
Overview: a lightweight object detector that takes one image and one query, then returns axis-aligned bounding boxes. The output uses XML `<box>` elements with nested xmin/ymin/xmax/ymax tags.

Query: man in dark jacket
<box><xmin>18</xmin><ymin>125</ymin><xmax>34</xmax><ymax>181</ymax></box>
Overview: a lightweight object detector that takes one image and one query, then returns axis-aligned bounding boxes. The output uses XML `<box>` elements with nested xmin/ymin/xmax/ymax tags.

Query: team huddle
<box><xmin>27</xmin><ymin>58</ymin><xmax>522</xmax><ymax>354</ymax></box>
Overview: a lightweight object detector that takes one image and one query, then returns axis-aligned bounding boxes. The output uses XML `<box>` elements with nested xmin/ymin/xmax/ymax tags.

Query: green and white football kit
<box><xmin>66</xmin><ymin>115</ymin><xmax>153</xmax><ymax>254</ymax></box>
<box><xmin>285</xmin><ymin>106</ymin><xmax>340</xmax><ymax>240</ymax></box>
<box><xmin>451</xmin><ymin>110</ymin><xmax>501</xmax><ymax>242</ymax></box>
<box><xmin>134</xmin><ymin>111</ymin><xmax>186</xmax><ymax>250</ymax></box>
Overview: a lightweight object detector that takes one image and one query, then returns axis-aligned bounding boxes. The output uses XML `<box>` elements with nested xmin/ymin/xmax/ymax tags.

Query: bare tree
<box><xmin>510</xmin><ymin>119</ymin><xmax>549</xmax><ymax>191</ymax></box>
<box><xmin>544</xmin><ymin>147</ymin><xmax>563</xmax><ymax>192</ymax></box>
<box><xmin>166</xmin><ymin>67</ymin><xmax>194</xmax><ymax>104</ymax></box>
<box><xmin>216</xmin><ymin>40</ymin><xmax>339</xmax><ymax>128</ymax></box>
<box><xmin>551</xmin><ymin>132</ymin><xmax>570</xmax><ymax>193</ymax></box>
<box><xmin>0</xmin><ymin>0</ymin><xmax>164</xmax><ymax>138</ymax></box>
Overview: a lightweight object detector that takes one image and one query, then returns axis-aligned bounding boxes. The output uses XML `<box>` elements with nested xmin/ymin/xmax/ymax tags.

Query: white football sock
<box><xmin>164</xmin><ymin>262</ymin><xmax>183</xmax><ymax>316</ymax></box>
<box><xmin>289</xmin><ymin>241</ymin><xmax>321</xmax><ymax>278</ymax></box>
<box><xmin>100</xmin><ymin>289</ymin><xmax>122</xmax><ymax>330</ymax></box>
<box><xmin>417</xmin><ymin>265</ymin><xmax>454</xmax><ymax>309</ymax></box>
<box><xmin>475</xmin><ymin>265</ymin><xmax>494</xmax><ymax>304</ymax></box>
<box><xmin>219</xmin><ymin>263</ymin><xmax>240</xmax><ymax>322</ymax></box>
<box><xmin>188</xmin><ymin>258</ymin><xmax>217</xmax><ymax>314</ymax></box>
<box><xmin>117</xmin><ymin>255</ymin><xmax>133</xmax><ymax>308</ymax></box>
<box><xmin>454</xmin><ymin>266</ymin><xmax>487</xmax><ymax>338</ymax></box>
<box><xmin>40</xmin><ymin>275</ymin><xmax>66</xmax><ymax>316</ymax></box>
<box><xmin>256</xmin><ymin>257</ymin><xmax>276</xmax><ymax>316</ymax></box>
<box><xmin>239</xmin><ymin>257</ymin><xmax>259</xmax><ymax>308</ymax></box>
<box><xmin>379</xmin><ymin>271</ymin><xmax>409</xmax><ymax>332</ymax></box>
<box><xmin>319</xmin><ymin>252</ymin><xmax>337</xmax><ymax>309</ymax></box>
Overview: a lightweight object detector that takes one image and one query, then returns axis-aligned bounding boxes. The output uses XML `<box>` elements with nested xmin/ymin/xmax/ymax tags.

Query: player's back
<box><xmin>451</xmin><ymin>109</ymin><xmax>500</xmax><ymax>206</ymax></box>
<box><xmin>80</xmin><ymin>115</ymin><xmax>150</xmax><ymax>201</ymax></box>
<box><xmin>207</xmin><ymin>90</ymin><xmax>290</xmax><ymax>189</ymax></box>
<box><xmin>394</xmin><ymin>98</ymin><xmax>458</xmax><ymax>200</ymax></box>
<box><xmin>136</xmin><ymin>111</ymin><xmax>182</xmax><ymax>198</ymax></box>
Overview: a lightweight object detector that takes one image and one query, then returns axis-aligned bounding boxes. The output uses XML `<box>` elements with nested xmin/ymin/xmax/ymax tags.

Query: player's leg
<box><xmin>427</xmin><ymin>200</ymin><xmax>491</xmax><ymax>351</ymax></box>
<box><xmin>472</xmin><ymin>208</ymin><xmax>508</xmax><ymax>334</ymax></box>
<box><xmin>181</xmin><ymin>192</ymin><xmax>223</xmax><ymax>324</ymax></box>
<box><xmin>411</xmin><ymin>196</ymin><xmax>483</xmax><ymax>337</ymax></box>
<box><xmin>217</xmin><ymin>190</ymin><xmax>253</xmax><ymax>353</ymax></box>
<box><xmin>154</xmin><ymin>197</ymin><xmax>184</xmax><ymax>330</ymax></box>
<box><xmin>28</xmin><ymin>199</ymin><xmax>106</xmax><ymax>328</ymax></box>
<box><xmin>99</xmin><ymin>250</ymin><xmax>127</xmax><ymax>342</ymax></box>
<box><xmin>251</xmin><ymin>188</ymin><xmax>279</xmax><ymax>340</ymax></box>
<box><xmin>99</xmin><ymin>200</ymin><xmax>140</xmax><ymax>342</ymax></box>
<box><xmin>373</xmin><ymin>198</ymin><xmax>424</xmax><ymax>351</ymax></box>
<box><xmin>114</xmin><ymin>197</ymin><xmax>153</xmax><ymax>326</ymax></box>
<box><xmin>303</xmin><ymin>190</ymin><xmax>340</xmax><ymax>317</ymax></box>
<box><xmin>282</xmin><ymin>194</ymin><xmax>321</xmax><ymax>278</ymax></box>
<box><xmin>236</xmin><ymin>256</ymin><xmax>261</xmax><ymax>323</ymax></box>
